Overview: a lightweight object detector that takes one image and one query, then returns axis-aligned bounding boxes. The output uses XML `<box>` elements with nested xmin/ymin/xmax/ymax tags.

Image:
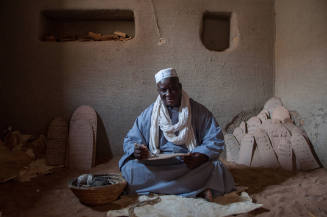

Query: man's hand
<box><xmin>134</xmin><ymin>144</ymin><xmax>150</xmax><ymax>160</ymax></box>
<box><xmin>182</xmin><ymin>152</ymin><xmax>209</xmax><ymax>169</ymax></box>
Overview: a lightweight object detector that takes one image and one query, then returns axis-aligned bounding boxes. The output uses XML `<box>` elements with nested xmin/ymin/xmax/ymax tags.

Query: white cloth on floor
<box><xmin>107</xmin><ymin>192</ymin><xmax>262</xmax><ymax>217</ymax></box>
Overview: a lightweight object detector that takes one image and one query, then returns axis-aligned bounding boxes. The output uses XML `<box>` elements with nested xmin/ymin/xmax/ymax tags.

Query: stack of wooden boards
<box><xmin>46</xmin><ymin>117</ymin><xmax>68</xmax><ymax>165</ymax></box>
<box><xmin>225</xmin><ymin>97</ymin><xmax>320</xmax><ymax>171</ymax></box>
<box><xmin>46</xmin><ymin>105</ymin><xmax>97</xmax><ymax>170</ymax></box>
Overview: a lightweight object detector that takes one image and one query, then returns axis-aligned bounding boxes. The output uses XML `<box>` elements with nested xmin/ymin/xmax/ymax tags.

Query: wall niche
<box><xmin>201</xmin><ymin>11</ymin><xmax>231</xmax><ymax>51</ymax></box>
<box><xmin>40</xmin><ymin>9</ymin><xmax>135</xmax><ymax>42</ymax></box>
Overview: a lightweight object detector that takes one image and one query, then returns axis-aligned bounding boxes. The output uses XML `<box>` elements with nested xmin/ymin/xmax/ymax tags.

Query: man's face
<box><xmin>157</xmin><ymin>77</ymin><xmax>182</xmax><ymax>107</ymax></box>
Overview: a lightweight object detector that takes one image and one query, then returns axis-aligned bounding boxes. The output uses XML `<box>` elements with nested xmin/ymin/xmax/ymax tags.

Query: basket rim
<box><xmin>68</xmin><ymin>173</ymin><xmax>126</xmax><ymax>190</ymax></box>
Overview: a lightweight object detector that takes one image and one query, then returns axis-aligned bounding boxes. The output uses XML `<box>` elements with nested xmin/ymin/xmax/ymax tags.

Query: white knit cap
<box><xmin>155</xmin><ymin>68</ymin><xmax>178</xmax><ymax>83</ymax></box>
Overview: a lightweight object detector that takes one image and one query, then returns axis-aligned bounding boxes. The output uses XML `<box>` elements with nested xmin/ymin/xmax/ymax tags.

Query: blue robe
<box><xmin>119</xmin><ymin>99</ymin><xmax>235</xmax><ymax>197</ymax></box>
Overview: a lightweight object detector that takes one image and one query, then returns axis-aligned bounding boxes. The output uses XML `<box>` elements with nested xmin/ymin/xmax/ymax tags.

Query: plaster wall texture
<box><xmin>0</xmin><ymin>0</ymin><xmax>274</xmax><ymax>155</ymax></box>
<box><xmin>275</xmin><ymin>0</ymin><xmax>327</xmax><ymax>167</ymax></box>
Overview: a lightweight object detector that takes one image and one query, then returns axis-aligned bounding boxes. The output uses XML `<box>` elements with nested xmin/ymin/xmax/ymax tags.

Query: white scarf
<box><xmin>149</xmin><ymin>90</ymin><xmax>197</xmax><ymax>154</ymax></box>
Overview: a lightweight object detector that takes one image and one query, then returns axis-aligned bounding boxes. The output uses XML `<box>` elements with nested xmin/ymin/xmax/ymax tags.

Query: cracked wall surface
<box><xmin>0</xmin><ymin>0</ymin><xmax>274</xmax><ymax>156</ymax></box>
<box><xmin>275</xmin><ymin>0</ymin><xmax>327</xmax><ymax>167</ymax></box>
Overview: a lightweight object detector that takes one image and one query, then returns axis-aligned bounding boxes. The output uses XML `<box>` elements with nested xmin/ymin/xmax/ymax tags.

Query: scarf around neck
<box><xmin>149</xmin><ymin>90</ymin><xmax>197</xmax><ymax>154</ymax></box>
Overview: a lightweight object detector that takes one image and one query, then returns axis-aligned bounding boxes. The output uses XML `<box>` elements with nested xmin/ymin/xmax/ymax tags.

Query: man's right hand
<box><xmin>134</xmin><ymin>144</ymin><xmax>150</xmax><ymax>160</ymax></box>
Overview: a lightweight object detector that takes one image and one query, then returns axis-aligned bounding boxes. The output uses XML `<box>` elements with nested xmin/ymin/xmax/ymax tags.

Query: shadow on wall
<box><xmin>96</xmin><ymin>114</ymin><xmax>113</xmax><ymax>165</ymax></box>
<box><xmin>38</xmin><ymin>7</ymin><xmax>135</xmax><ymax>164</ymax></box>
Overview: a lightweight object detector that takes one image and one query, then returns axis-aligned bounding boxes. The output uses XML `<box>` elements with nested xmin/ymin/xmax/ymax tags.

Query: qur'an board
<box><xmin>237</xmin><ymin>134</ymin><xmax>255</xmax><ymax>166</ymax></box>
<box><xmin>252</xmin><ymin>128</ymin><xmax>279</xmax><ymax>168</ymax></box>
<box><xmin>69</xmin><ymin>105</ymin><xmax>97</xmax><ymax>170</ymax></box>
<box><xmin>261</xmin><ymin>120</ymin><xmax>293</xmax><ymax>170</ymax></box>
<box><xmin>224</xmin><ymin>134</ymin><xmax>240</xmax><ymax>163</ymax></box>
<box><xmin>291</xmin><ymin>132</ymin><xmax>320</xmax><ymax>170</ymax></box>
<box><xmin>46</xmin><ymin>117</ymin><xmax>68</xmax><ymax>166</ymax></box>
<box><xmin>247</xmin><ymin>117</ymin><xmax>261</xmax><ymax>135</ymax></box>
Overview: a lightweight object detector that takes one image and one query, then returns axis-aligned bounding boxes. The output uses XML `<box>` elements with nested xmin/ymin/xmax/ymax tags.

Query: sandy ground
<box><xmin>0</xmin><ymin>157</ymin><xmax>326</xmax><ymax>217</ymax></box>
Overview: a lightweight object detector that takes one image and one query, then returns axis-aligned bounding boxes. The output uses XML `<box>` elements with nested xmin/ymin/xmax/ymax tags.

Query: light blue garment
<box><xmin>119</xmin><ymin>99</ymin><xmax>235</xmax><ymax>197</ymax></box>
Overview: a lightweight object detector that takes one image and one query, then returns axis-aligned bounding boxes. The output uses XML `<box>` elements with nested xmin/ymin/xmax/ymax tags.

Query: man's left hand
<box><xmin>182</xmin><ymin>152</ymin><xmax>209</xmax><ymax>169</ymax></box>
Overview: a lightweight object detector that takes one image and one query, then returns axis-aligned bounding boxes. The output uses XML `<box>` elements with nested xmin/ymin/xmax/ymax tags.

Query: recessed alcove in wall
<box><xmin>201</xmin><ymin>12</ymin><xmax>232</xmax><ymax>51</ymax></box>
<box><xmin>40</xmin><ymin>9</ymin><xmax>135</xmax><ymax>42</ymax></box>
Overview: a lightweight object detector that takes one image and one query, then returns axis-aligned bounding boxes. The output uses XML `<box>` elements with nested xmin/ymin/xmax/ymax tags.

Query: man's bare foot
<box><xmin>204</xmin><ymin>189</ymin><xmax>213</xmax><ymax>202</ymax></box>
<box><xmin>198</xmin><ymin>189</ymin><xmax>213</xmax><ymax>202</ymax></box>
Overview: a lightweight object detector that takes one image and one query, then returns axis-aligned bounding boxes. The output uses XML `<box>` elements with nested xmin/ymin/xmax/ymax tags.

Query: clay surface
<box><xmin>283</xmin><ymin>121</ymin><xmax>308</xmax><ymax>138</ymax></box>
<box><xmin>271</xmin><ymin>106</ymin><xmax>290</xmax><ymax>123</ymax></box>
<box><xmin>253</xmin><ymin>129</ymin><xmax>279</xmax><ymax>168</ymax></box>
<box><xmin>237</xmin><ymin>134</ymin><xmax>254</xmax><ymax>166</ymax></box>
<box><xmin>71</xmin><ymin>105</ymin><xmax>97</xmax><ymax>142</ymax></box>
<box><xmin>257</xmin><ymin>110</ymin><xmax>269</xmax><ymax>123</ymax></box>
<box><xmin>233</xmin><ymin>127</ymin><xmax>244</xmax><ymax>145</ymax></box>
<box><xmin>291</xmin><ymin>133</ymin><xmax>320</xmax><ymax>171</ymax></box>
<box><xmin>224</xmin><ymin>134</ymin><xmax>240</xmax><ymax>163</ymax></box>
<box><xmin>46</xmin><ymin>117</ymin><xmax>68</xmax><ymax>165</ymax></box>
<box><xmin>250</xmin><ymin>148</ymin><xmax>262</xmax><ymax>168</ymax></box>
<box><xmin>69</xmin><ymin>120</ymin><xmax>94</xmax><ymax>170</ymax></box>
<box><xmin>246</xmin><ymin>117</ymin><xmax>261</xmax><ymax>134</ymax></box>
<box><xmin>263</xmin><ymin>97</ymin><xmax>283</xmax><ymax>116</ymax></box>
<box><xmin>275</xmin><ymin>135</ymin><xmax>293</xmax><ymax>171</ymax></box>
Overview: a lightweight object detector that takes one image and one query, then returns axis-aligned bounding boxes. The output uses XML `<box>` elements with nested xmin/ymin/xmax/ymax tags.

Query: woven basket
<box><xmin>69</xmin><ymin>174</ymin><xmax>127</xmax><ymax>206</ymax></box>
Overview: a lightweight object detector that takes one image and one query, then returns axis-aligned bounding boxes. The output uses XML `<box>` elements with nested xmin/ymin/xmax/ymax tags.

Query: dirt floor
<box><xmin>0</xmin><ymin>157</ymin><xmax>327</xmax><ymax>217</ymax></box>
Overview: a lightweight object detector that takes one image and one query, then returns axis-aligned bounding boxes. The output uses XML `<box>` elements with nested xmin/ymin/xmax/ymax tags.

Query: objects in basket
<box><xmin>76</xmin><ymin>174</ymin><xmax>122</xmax><ymax>187</ymax></box>
<box><xmin>69</xmin><ymin>174</ymin><xmax>127</xmax><ymax>206</ymax></box>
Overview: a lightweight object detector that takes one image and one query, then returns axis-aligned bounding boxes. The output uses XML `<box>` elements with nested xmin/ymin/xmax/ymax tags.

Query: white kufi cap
<box><xmin>155</xmin><ymin>68</ymin><xmax>178</xmax><ymax>83</ymax></box>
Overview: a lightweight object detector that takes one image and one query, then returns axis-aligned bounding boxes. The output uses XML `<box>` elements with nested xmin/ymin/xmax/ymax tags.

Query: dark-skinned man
<box><xmin>119</xmin><ymin>68</ymin><xmax>235</xmax><ymax>201</ymax></box>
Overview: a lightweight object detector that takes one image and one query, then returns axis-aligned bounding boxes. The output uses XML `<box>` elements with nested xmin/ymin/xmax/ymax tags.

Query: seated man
<box><xmin>119</xmin><ymin>68</ymin><xmax>235</xmax><ymax>200</ymax></box>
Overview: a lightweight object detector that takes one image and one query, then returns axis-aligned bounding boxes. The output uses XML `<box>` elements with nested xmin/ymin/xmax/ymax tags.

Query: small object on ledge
<box><xmin>88</xmin><ymin>32</ymin><xmax>102</xmax><ymax>41</ymax></box>
<box><xmin>78</xmin><ymin>35</ymin><xmax>93</xmax><ymax>41</ymax></box>
<box><xmin>100</xmin><ymin>34</ymin><xmax>115</xmax><ymax>41</ymax></box>
<box><xmin>114</xmin><ymin>31</ymin><xmax>126</xmax><ymax>38</ymax></box>
<box><xmin>44</xmin><ymin>35</ymin><xmax>56</xmax><ymax>41</ymax></box>
<box><xmin>58</xmin><ymin>35</ymin><xmax>77</xmax><ymax>42</ymax></box>
<box><xmin>43</xmin><ymin>31</ymin><xmax>133</xmax><ymax>42</ymax></box>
